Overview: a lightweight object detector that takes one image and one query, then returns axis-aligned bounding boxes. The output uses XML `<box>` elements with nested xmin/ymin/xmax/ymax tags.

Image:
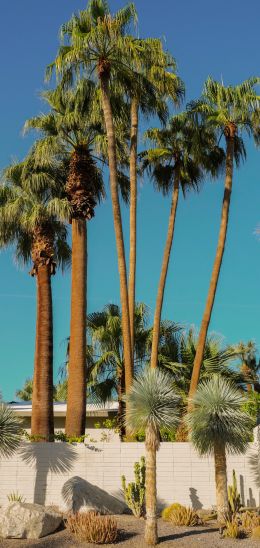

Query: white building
<box><xmin>8</xmin><ymin>401</ymin><xmax>119</xmax><ymax>441</ymax></box>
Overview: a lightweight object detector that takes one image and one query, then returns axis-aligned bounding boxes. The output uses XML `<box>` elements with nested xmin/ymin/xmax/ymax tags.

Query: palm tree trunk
<box><xmin>145</xmin><ymin>428</ymin><xmax>158</xmax><ymax>545</ymax></box>
<box><xmin>188</xmin><ymin>135</ymin><xmax>235</xmax><ymax>400</ymax></box>
<box><xmin>150</xmin><ymin>169</ymin><xmax>180</xmax><ymax>369</ymax></box>
<box><xmin>117</xmin><ymin>367</ymin><xmax>126</xmax><ymax>440</ymax></box>
<box><xmin>66</xmin><ymin>218</ymin><xmax>86</xmax><ymax>437</ymax></box>
<box><xmin>100</xmin><ymin>74</ymin><xmax>133</xmax><ymax>394</ymax></box>
<box><xmin>129</xmin><ymin>97</ymin><xmax>139</xmax><ymax>358</ymax></box>
<box><xmin>214</xmin><ymin>442</ymin><xmax>229</xmax><ymax>526</ymax></box>
<box><xmin>31</xmin><ymin>265</ymin><xmax>54</xmax><ymax>441</ymax></box>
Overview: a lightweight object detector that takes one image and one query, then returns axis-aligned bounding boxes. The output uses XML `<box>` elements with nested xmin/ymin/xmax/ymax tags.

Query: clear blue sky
<box><xmin>1</xmin><ymin>0</ymin><xmax>260</xmax><ymax>400</ymax></box>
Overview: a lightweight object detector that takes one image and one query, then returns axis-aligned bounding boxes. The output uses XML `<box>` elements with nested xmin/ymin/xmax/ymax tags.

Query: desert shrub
<box><xmin>169</xmin><ymin>505</ymin><xmax>201</xmax><ymax>526</ymax></box>
<box><xmin>239</xmin><ymin>511</ymin><xmax>260</xmax><ymax>533</ymax></box>
<box><xmin>161</xmin><ymin>503</ymin><xmax>184</xmax><ymax>521</ymax></box>
<box><xmin>251</xmin><ymin>525</ymin><xmax>260</xmax><ymax>539</ymax></box>
<box><xmin>223</xmin><ymin>519</ymin><xmax>245</xmax><ymax>539</ymax></box>
<box><xmin>121</xmin><ymin>456</ymin><xmax>145</xmax><ymax>517</ymax></box>
<box><xmin>66</xmin><ymin>511</ymin><xmax>117</xmax><ymax>544</ymax></box>
<box><xmin>7</xmin><ymin>491</ymin><xmax>25</xmax><ymax>503</ymax></box>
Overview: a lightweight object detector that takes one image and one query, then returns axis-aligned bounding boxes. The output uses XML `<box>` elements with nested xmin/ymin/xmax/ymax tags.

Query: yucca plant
<box><xmin>186</xmin><ymin>376</ymin><xmax>254</xmax><ymax>526</ymax></box>
<box><xmin>0</xmin><ymin>404</ymin><xmax>21</xmax><ymax>457</ymax></box>
<box><xmin>125</xmin><ymin>368</ymin><xmax>180</xmax><ymax>545</ymax></box>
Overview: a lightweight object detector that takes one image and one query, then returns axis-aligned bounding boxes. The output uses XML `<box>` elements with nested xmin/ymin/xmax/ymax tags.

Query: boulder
<box><xmin>0</xmin><ymin>502</ymin><xmax>62</xmax><ymax>539</ymax></box>
<box><xmin>62</xmin><ymin>476</ymin><xmax>127</xmax><ymax>514</ymax></box>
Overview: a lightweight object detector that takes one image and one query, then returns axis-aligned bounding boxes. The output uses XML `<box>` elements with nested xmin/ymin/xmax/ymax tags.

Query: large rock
<box><xmin>0</xmin><ymin>502</ymin><xmax>62</xmax><ymax>539</ymax></box>
<box><xmin>62</xmin><ymin>476</ymin><xmax>127</xmax><ymax>514</ymax></box>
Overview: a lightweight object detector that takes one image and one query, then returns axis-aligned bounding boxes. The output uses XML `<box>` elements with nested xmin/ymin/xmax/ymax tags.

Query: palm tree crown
<box><xmin>0</xmin><ymin>159</ymin><xmax>70</xmax><ymax>271</ymax></box>
<box><xmin>143</xmin><ymin>112</ymin><xmax>225</xmax><ymax>196</ymax></box>
<box><xmin>0</xmin><ymin>404</ymin><xmax>21</xmax><ymax>458</ymax></box>
<box><xmin>125</xmin><ymin>368</ymin><xmax>180</xmax><ymax>447</ymax></box>
<box><xmin>186</xmin><ymin>375</ymin><xmax>254</xmax><ymax>455</ymax></box>
<box><xmin>189</xmin><ymin>77</ymin><xmax>260</xmax><ymax>150</ymax></box>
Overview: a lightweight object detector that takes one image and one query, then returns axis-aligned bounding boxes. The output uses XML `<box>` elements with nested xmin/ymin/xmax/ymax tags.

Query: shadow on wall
<box><xmin>189</xmin><ymin>488</ymin><xmax>203</xmax><ymax>510</ymax></box>
<box><xmin>62</xmin><ymin>476</ymin><xmax>127</xmax><ymax>514</ymax></box>
<box><xmin>19</xmin><ymin>442</ymin><xmax>78</xmax><ymax>506</ymax></box>
<box><xmin>247</xmin><ymin>426</ymin><xmax>260</xmax><ymax>507</ymax></box>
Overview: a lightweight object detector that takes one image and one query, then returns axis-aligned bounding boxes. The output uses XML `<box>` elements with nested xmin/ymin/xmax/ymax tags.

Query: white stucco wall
<box><xmin>0</xmin><ymin>441</ymin><xmax>259</xmax><ymax>510</ymax></box>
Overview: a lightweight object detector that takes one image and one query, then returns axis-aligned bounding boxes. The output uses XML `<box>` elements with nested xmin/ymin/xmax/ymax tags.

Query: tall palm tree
<box><xmin>26</xmin><ymin>84</ymin><xmax>129</xmax><ymax>436</ymax></box>
<box><xmin>188</xmin><ymin>77</ymin><xmax>260</xmax><ymax>400</ymax></box>
<box><xmin>186</xmin><ymin>376</ymin><xmax>254</xmax><ymax>526</ymax></box>
<box><xmin>47</xmin><ymin>0</ymin><xmax>150</xmax><ymax>399</ymax></box>
<box><xmin>0</xmin><ymin>404</ymin><xmax>21</xmax><ymax>457</ymax></box>
<box><xmin>125</xmin><ymin>368</ymin><xmax>180</xmax><ymax>545</ymax></box>
<box><xmin>0</xmin><ymin>159</ymin><xmax>70</xmax><ymax>440</ymax></box>
<box><xmin>127</xmin><ymin>41</ymin><xmax>184</xmax><ymax>358</ymax></box>
<box><xmin>142</xmin><ymin>112</ymin><xmax>224</xmax><ymax>369</ymax></box>
<box><xmin>87</xmin><ymin>302</ymin><xmax>150</xmax><ymax>437</ymax></box>
<box><xmin>25</xmin><ymin>81</ymin><xmax>105</xmax><ymax>436</ymax></box>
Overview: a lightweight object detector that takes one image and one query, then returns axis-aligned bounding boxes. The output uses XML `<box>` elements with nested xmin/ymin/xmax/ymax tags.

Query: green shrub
<box><xmin>121</xmin><ymin>456</ymin><xmax>146</xmax><ymax>517</ymax></box>
<box><xmin>162</xmin><ymin>503</ymin><xmax>184</xmax><ymax>521</ymax></box>
<box><xmin>66</xmin><ymin>511</ymin><xmax>117</xmax><ymax>544</ymax></box>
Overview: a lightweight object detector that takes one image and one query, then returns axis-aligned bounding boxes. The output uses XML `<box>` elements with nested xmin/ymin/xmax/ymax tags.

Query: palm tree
<box><xmin>47</xmin><ymin>0</ymin><xmax>149</xmax><ymax>399</ymax></box>
<box><xmin>25</xmin><ymin>81</ymin><xmax>106</xmax><ymax>437</ymax></box>
<box><xmin>125</xmin><ymin>368</ymin><xmax>180</xmax><ymax>545</ymax></box>
<box><xmin>186</xmin><ymin>375</ymin><xmax>254</xmax><ymax>526</ymax></box>
<box><xmin>159</xmin><ymin>328</ymin><xmax>245</xmax><ymax>398</ymax></box>
<box><xmin>87</xmin><ymin>302</ymin><xmax>150</xmax><ymax>438</ymax></box>
<box><xmin>230</xmin><ymin>341</ymin><xmax>260</xmax><ymax>392</ymax></box>
<box><xmin>16</xmin><ymin>377</ymin><xmax>68</xmax><ymax>402</ymax></box>
<box><xmin>0</xmin><ymin>404</ymin><xmax>21</xmax><ymax>457</ymax></box>
<box><xmin>127</xmin><ymin>41</ymin><xmax>184</xmax><ymax>358</ymax></box>
<box><xmin>16</xmin><ymin>378</ymin><xmax>33</xmax><ymax>401</ymax></box>
<box><xmin>142</xmin><ymin>112</ymin><xmax>224</xmax><ymax>369</ymax></box>
<box><xmin>0</xmin><ymin>158</ymin><xmax>70</xmax><ymax>440</ymax></box>
<box><xmin>188</xmin><ymin>77</ymin><xmax>260</xmax><ymax>400</ymax></box>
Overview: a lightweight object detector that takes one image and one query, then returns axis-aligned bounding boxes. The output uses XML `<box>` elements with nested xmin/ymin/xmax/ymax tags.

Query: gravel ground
<box><xmin>0</xmin><ymin>516</ymin><xmax>259</xmax><ymax>547</ymax></box>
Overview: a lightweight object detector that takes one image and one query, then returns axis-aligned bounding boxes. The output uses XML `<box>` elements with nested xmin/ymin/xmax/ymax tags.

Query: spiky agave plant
<box><xmin>0</xmin><ymin>404</ymin><xmax>21</xmax><ymax>458</ymax></box>
<box><xmin>125</xmin><ymin>368</ymin><xmax>180</xmax><ymax>545</ymax></box>
<box><xmin>186</xmin><ymin>375</ymin><xmax>254</xmax><ymax>526</ymax></box>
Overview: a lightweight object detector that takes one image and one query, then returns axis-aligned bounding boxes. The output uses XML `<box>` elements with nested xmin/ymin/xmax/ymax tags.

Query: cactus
<box><xmin>121</xmin><ymin>456</ymin><xmax>146</xmax><ymax>518</ymax></box>
<box><xmin>228</xmin><ymin>470</ymin><xmax>241</xmax><ymax>515</ymax></box>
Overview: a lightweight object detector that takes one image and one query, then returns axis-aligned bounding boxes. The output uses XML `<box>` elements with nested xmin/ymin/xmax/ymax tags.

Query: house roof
<box><xmin>7</xmin><ymin>401</ymin><xmax>119</xmax><ymax>417</ymax></box>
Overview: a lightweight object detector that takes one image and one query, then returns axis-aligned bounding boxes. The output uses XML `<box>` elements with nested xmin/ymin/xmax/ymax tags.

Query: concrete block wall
<box><xmin>0</xmin><ymin>441</ymin><xmax>259</xmax><ymax>510</ymax></box>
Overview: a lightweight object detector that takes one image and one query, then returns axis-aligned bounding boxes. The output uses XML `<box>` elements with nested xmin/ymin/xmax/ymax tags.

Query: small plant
<box><xmin>66</xmin><ymin>511</ymin><xmax>117</xmax><ymax>544</ymax></box>
<box><xmin>223</xmin><ymin>519</ymin><xmax>245</xmax><ymax>539</ymax></box>
<box><xmin>228</xmin><ymin>470</ymin><xmax>241</xmax><ymax>515</ymax></box>
<box><xmin>169</xmin><ymin>505</ymin><xmax>201</xmax><ymax>526</ymax></box>
<box><xmin>161</xmin><ymin>503</ymin><xmax>184</xmax><ymax>521</ymax></box>
<box><xmin>239</xmin><ymin>511</ymin><xmax>260</xmax><ymax>533</ymax></box>
<box><xmin>121</xmin><ymin>456</ymin><xmax>146</xmax><ymax>518</ymax></box>
<box><xmin>251</xmin><ymin>525</ymin><xmax>260</xmax><ymax>539</ymax></box>
<box><xmin>7</xmin><ymin>491</ymin><xmax>25</xmax><ymax>503</ymax></box>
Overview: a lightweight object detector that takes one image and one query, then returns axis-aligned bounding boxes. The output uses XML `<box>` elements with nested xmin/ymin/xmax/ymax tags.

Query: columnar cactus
<box><xmin>228</xmin><ymin>470</ymin><xmax>241</xmax><ymax>515</ymax></box>
<box><xmin>121</xmin><ymin>456</ymin><xmax>146</xmax><ymax>518</ymax></box>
